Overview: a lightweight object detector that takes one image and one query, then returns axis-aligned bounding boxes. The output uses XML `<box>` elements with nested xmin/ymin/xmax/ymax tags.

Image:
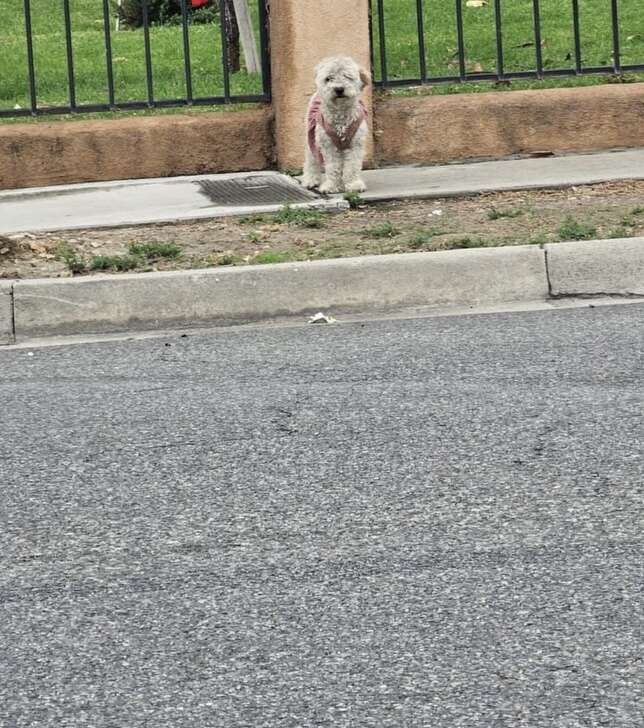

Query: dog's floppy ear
<box><xmin>359</xmin><ymin>67</ymin><xmax>371</xmax><ymax>89</ymax></box>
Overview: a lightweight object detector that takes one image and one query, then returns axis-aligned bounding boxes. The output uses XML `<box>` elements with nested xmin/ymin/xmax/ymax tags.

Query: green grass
<box><xmin>3</xmin><ymin>0</ymin><xmax>644</xmax><ymax>118</ymax></box>
<box><xmin>54</xmin><ymin>242</ymin><xmax>86</xmax><ymax>274</ymax></box>
<box><xmin>372</xmin><ymin>0</ymin><xmax>644</xmax><ymax>85</ymax></box>
<box><xmin>272</xmin><ymin>206</ymin><xmax>326</xmax><ymax>228</ymax></box>
<box><xmin>128</xmin><ymin>241</ymin><xmax>182</xmax><ymax>259</ymax></box>
<box><xmin>55</xmin><ymin>239</ymin><xmax>182</xmax><ymax>273</ymax></box>
<box><xmin>89</xmin><ymin>254</ymin><xmax>140</xmax><ymax>272</ymax></box>
<box><xmin>558</xmin><ymin>216</ymin><xmax>598</xmax><ymax>240</ymax></box>
<box><xmin>344</xmin><ymin>192</ymin><xmax>364</xmax><ymax>209</ymax></box>
<box><xmin>487</xmin><ymin>207</ymin><xmax>523</xmax><ymax>220</ymax></box>
<box><xmin>253</xmin><ymin>250</ymin><xmax>298</xmax><ymax>265</ymax></box>
<box><xmin>240</xmin><ymin>207</ymin><xmax>327</xmax><ymax>228</ymax></box>
<box><xmin>408</xmin><ymin>228</ymin><xmax>437</xmax><ymax>249</ymax></box>
<box><xmin>363</xmin><ymin>221</ymin><xmax>400</xmax><ymax>239</ymax></box>
<box><xmin>445</xmin><ymin>236</ymin><xmax>488</xmax><ymax>249</ymax></box>
<box><xmin>1</xmin><ymin>0</ymin><xmax>263</xmax><ymax>113</ymax></box>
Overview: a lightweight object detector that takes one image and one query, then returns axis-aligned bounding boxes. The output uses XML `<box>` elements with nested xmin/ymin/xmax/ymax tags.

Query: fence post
<box><xmin>269</xmin><ymin>0</ymin><xmax>374</xmax><ymax>171</ymax></box>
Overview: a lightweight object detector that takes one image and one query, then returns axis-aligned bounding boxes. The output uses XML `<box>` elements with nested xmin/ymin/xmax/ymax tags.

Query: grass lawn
<box><xmin>1</xmin><ymin>0</ymin><xmax>643</xmax><ymax>116</ymax></box>
<box><xmin>0</xmin><ymin>0</ymin><xmax>264</xmax><ymax>113</ymax></box>
<box><xmin>373</xmin><ymin>0</ymin><xmax>644</xmax><ymax>82</ymax></box>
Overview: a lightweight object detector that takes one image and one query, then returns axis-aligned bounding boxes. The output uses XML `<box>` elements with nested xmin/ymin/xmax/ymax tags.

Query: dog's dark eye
<box><xmin>325</xmin><ymin>76</ymin><xmax>332</xmax><ymax>83</ymax></box>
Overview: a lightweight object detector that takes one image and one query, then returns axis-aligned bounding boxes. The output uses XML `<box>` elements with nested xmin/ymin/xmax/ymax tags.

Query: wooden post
<box><xmin>232</xmin><ymin>0</ymin><xmax>261</xmax><ymax>74</ymax></box>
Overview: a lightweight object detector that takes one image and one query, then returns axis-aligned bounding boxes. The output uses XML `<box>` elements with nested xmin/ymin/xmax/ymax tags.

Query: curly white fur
<box><xmin>302</xmin><ymin>56</ymin><xmax>370</xmax><ymax>194</ymax></box>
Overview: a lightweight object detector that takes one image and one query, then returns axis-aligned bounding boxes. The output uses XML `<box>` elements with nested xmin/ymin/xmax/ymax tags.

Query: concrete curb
<box><xmin>8</xmin><ymin>246</ymin><xmax>546</xmax><ymax>342</ymax></box>
<box><xmin>1</xmin><ymin>238</ymin><xmax>643</xmax><ymax>345</ymax></box>
<box><xmin>546</xmin><ymin>238</ymin><xmax>644</xmax><ymax>297</ymax></box>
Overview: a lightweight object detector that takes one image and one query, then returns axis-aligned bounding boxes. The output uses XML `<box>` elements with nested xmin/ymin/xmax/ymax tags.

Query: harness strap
<box><xmin>308</xmin><ymin>94</ymin><xmax>367</xmax><ymax>167</ymax></box>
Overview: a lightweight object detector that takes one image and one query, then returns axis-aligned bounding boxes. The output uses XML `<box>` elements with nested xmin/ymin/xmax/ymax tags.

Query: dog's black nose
<box><xmin>334</xmin><ymin>87</ymin><xmax>345</xmax><ymax>97</ymax></box>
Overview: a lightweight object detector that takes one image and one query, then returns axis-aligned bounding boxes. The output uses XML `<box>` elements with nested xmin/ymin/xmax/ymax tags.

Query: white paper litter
<box><xmin>308</xmin><ymin>312</ymin><xmax>337</xmax><ymax>324</ymax></box>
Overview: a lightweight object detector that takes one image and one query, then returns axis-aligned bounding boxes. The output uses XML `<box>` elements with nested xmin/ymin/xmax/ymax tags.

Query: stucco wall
<box><xmin>0</xmin><ymin>108</ymin><xmax>273</xmax><ymax>190</ymax></box>
<box><xmin>374</xmin><ymin>83</ymin><xmax>644</xmax><ymax>165</ymax></box>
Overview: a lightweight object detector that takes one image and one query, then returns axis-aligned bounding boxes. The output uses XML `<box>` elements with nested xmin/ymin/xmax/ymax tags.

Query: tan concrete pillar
<box><xmin>269</xmin><ymin>0</ymin><xmax>374</xmax><ymax>170</ymax></box>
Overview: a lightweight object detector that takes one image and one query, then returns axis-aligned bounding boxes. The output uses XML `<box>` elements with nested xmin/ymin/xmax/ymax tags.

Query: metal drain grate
<box><xmin>196</xmin><ymin>175</ymin><xmax>317</xmax><ymax>207</ymax></box>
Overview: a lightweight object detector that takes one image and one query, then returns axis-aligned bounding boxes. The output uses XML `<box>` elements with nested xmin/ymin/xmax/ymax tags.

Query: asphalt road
<box><xmin>1</xmin><ymin>304</ymin><xmax>643</xmax><ymax>727</ymax></box>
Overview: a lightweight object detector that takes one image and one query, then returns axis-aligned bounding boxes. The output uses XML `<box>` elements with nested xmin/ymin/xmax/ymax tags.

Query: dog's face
<box><xmin>315</xmin><ymin>56</ymin><xmax>370</xmax><ymax>105</ymax></box>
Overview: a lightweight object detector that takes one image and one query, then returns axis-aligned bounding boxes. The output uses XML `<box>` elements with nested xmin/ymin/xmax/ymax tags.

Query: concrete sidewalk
<box><xmin>1</xmin><ymin>148</ymin><xmax>643</xmax><ymax>235</ymax></box>
<box><xmin>361</xmin><ymin>148</ymin><xmax>644</xmax><ymax>202</ymax></box>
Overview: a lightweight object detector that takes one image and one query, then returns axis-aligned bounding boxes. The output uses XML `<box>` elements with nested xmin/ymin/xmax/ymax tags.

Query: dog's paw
<box><xmin>319</xmin><ymin>180</ymin><xmax>341</xmax><ymax>194</ymax></box>
<box><xmin>344</xmin><ymin>178</ymin><xmax>367</xmax><ymax>193</ymax></box>
<box><xmin>301</xmin><ymin>176</ymin><xmax>321</xmax><ymax>190</ymax></box>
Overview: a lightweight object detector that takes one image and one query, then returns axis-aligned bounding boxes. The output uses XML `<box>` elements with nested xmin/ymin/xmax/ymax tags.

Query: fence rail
<box><xmin>370</xmin><ymin>0</ymin><xmax>644</xmax><ymax>88</ymax></box>
<box><xmin>0</xmin><ymin>0</ymin><xmax>270</xmax><ymax>119</ymax></box>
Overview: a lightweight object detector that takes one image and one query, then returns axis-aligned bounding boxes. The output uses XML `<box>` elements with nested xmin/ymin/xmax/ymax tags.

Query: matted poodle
<box><xmin>302</xmin><ymin>56</ymin><xmax>370</xmax><ymax>194</ymax></box>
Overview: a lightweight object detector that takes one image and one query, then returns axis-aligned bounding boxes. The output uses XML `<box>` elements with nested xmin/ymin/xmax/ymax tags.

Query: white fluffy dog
<box><xmin>302</xmin><ymin>56</ymin><xmax>369</xmax><ymax>194</ymax></box>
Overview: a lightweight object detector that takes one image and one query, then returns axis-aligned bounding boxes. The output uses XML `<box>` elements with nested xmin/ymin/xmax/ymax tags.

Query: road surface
<box><xmin>1</xmin><ymin>304</ymin><xmax>643</xmax><ymax>727</ymax></box>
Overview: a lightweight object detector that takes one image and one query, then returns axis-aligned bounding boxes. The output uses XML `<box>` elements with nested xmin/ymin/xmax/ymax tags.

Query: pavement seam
<box><xmin>542</xmin><ymin>246</ymin><xmax>554</xmax><ymax>298</ymax></box>
<box><xmin>548</xmin><ymin>291</ymin><xmax>644</xmax><ymax>300</ymax></box>
<box><xmin>9</xmin><ymin>281</ymin><xmax>16</xmax><ymax>344</ymax></box>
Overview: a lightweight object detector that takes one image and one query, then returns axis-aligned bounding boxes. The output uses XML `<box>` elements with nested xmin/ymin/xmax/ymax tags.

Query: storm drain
<box><xmin>196</xmin><ymin>175</ymin><xmax>318</xmax><ymax>207</ymax></box>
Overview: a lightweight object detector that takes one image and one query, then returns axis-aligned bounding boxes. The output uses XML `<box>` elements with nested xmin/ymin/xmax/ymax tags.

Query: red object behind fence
<box><xmin>191</xmin><ymin>0</ymin><xmax>209</xmax><ymax>7</ymax></box>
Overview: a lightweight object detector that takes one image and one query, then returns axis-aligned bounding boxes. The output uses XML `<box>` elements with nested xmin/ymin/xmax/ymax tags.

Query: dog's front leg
<box><xmin>342</xmin><ymin>128</ymin><xmax>367</xmax><ymax>193</ymax></box>
<box><xmin>302</xmin><ymin>144</ymin><xmax>322</xmax><ymax>189</ymax></box>
<box><xmin>318</xmin><ymin>138</ymin><xmax>343</xmax><ymax>194</ymax></box>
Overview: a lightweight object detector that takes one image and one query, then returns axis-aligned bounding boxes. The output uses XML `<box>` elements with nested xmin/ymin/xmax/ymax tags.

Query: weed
<box><xmin>344</xmin><ymin>191</ymin><xmax>364</xmax><ymax>209</ymax></box>
<box><xmin>128</xmin><ymin>242</ymin><xmax>182</xmax><ymax>260</ymax></box>
<box><xmin>89</xmin><ymin>255</ymin><xmax>140</xmax><ymax>272</ymax></box>
<box><xmin>253</xmin><ymin>250</ymin><xmax>297</xmax><ymax>264</ymax></box>
<box><xmin>408</xmin><ymin>229</ymin><xmax>435</xmax><ymax>249</ymax></box>
<box><xmin>607</xmin><ymin>226</ymin><xmax>632</xmax><ymax>239</ymax></box>
<box><xmin>215</xmin><ymin>253</ymin><xmax>245</xmax><ymax>266</ymax></box>
<box><xmin>558</xmin><ymin>216</ymin><xmax>597</xmax><ymax>241</ymax></box>
<box><xmin>529</xmin><ymin>233</ymin><xmax>549</xmax><ymax>246</ymax></box>
<box><xmin>487</xmin><ymin>207</ymin><xmax>523</xmax><ymax>220</ymax></box>
<box><xmin>445</xmin><ymin>236</ymin><xmax>488</xmax><ymax>250</ymax></box>
<box><xmin>247</xmin><ymin>231</ymin><xmax>263</xmax><ymax>244</ymax></box>
<box><xmin>239</xmin><ymin>214</ymin><xmax>267</xmax><ymax>225</ymax></box>
<box><xmin>363</xmin><ymin>221</ymin><xmax>400</xmax><ymax>239</ymax></box>
<box><xmin>273</xmin><ymin>206</ymin><xmax>325</xmax><ymax>228</ymax></box>
<box><xmin>55</xmin><ymin>243</ymin><xmax>86</xmax><ymax>275</ymax></box>
<box><xmin>621</xmin><ymin>208</ymin><xmax>644</xmax><ymax>228</ymax></box>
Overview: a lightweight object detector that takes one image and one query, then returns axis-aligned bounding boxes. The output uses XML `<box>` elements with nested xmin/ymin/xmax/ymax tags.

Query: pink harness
<box><xmin>307</xmin><ymin>94</ymin><xmax>368</xmax><ymax>167</ymax></box>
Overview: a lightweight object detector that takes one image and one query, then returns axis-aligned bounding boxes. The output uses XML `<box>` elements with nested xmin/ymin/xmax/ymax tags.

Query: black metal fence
<box><xmin>0</xmin><ymin>0</ymin><xmax>270</xmax><ymax>119</ymax></box>
<box><xmin>370</xmin><ymin>0</ymin><xmax>644</xmax><ymax>88</ymax></box>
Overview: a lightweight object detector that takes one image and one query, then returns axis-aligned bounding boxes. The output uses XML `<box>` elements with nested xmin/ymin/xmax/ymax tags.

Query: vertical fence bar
<box><xmin>610</xmin><ymin>0</ymin><xmax>621</xmax><ymax>73</ymax></box>
<box><xmin>531</xmin><ymin>0</ymin><xmax>543</xmax><ymax>78</ymax></box>
<box><xmin>219</xmin><ymin>0</ymin><xmax>231</xmax><ymax>101</ymax></box>
<box><xmin>415</xmin><ymin>0</ymin><xmax>427</xmax><ymax>81</ymax></box>
<box><xmin>376</xmin><ymin>0</ymin><xmax>388</xmax><ymax>84</ymax></box>
<box><xmin>257</xmin><ymin>0</ymin><xmax>271</xmax><ymax>99</ymax></box>
<box><xmin>179</xmin><ymin>0</ymin><xmax>194</xmax><ymax>103</ymax></box>
<box><xmin>142</xmin><ymin>0</ymin><xmax>154</xmax><ymax>105</ymax></box>
<box><xmin>22</xmin><ymin>0</ymin><xmax>38</xmax><ymax>113</ymax></box>
<box><xmin>455</xmin><ymin>0</ymin><xmax>466</xmax><ymax>80</ymax></box>
<box><xmin>571</xmin><ymin>0</ymin><xmax>582</xmax><ymax>73</ymax></box>
<box><xmin>62</xmin><ymin>0</ymin><xmax>76</xmax><ymax>109</ymax></box>
<box><xmin>493</xmin><ymin>0</ymin><xmax>505</xmax><ymax>78</ymax></box>
<box><xmin>101</xmin><ymin>0</ymin><xmax>115</xmax><ymax>106</ymax></box>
